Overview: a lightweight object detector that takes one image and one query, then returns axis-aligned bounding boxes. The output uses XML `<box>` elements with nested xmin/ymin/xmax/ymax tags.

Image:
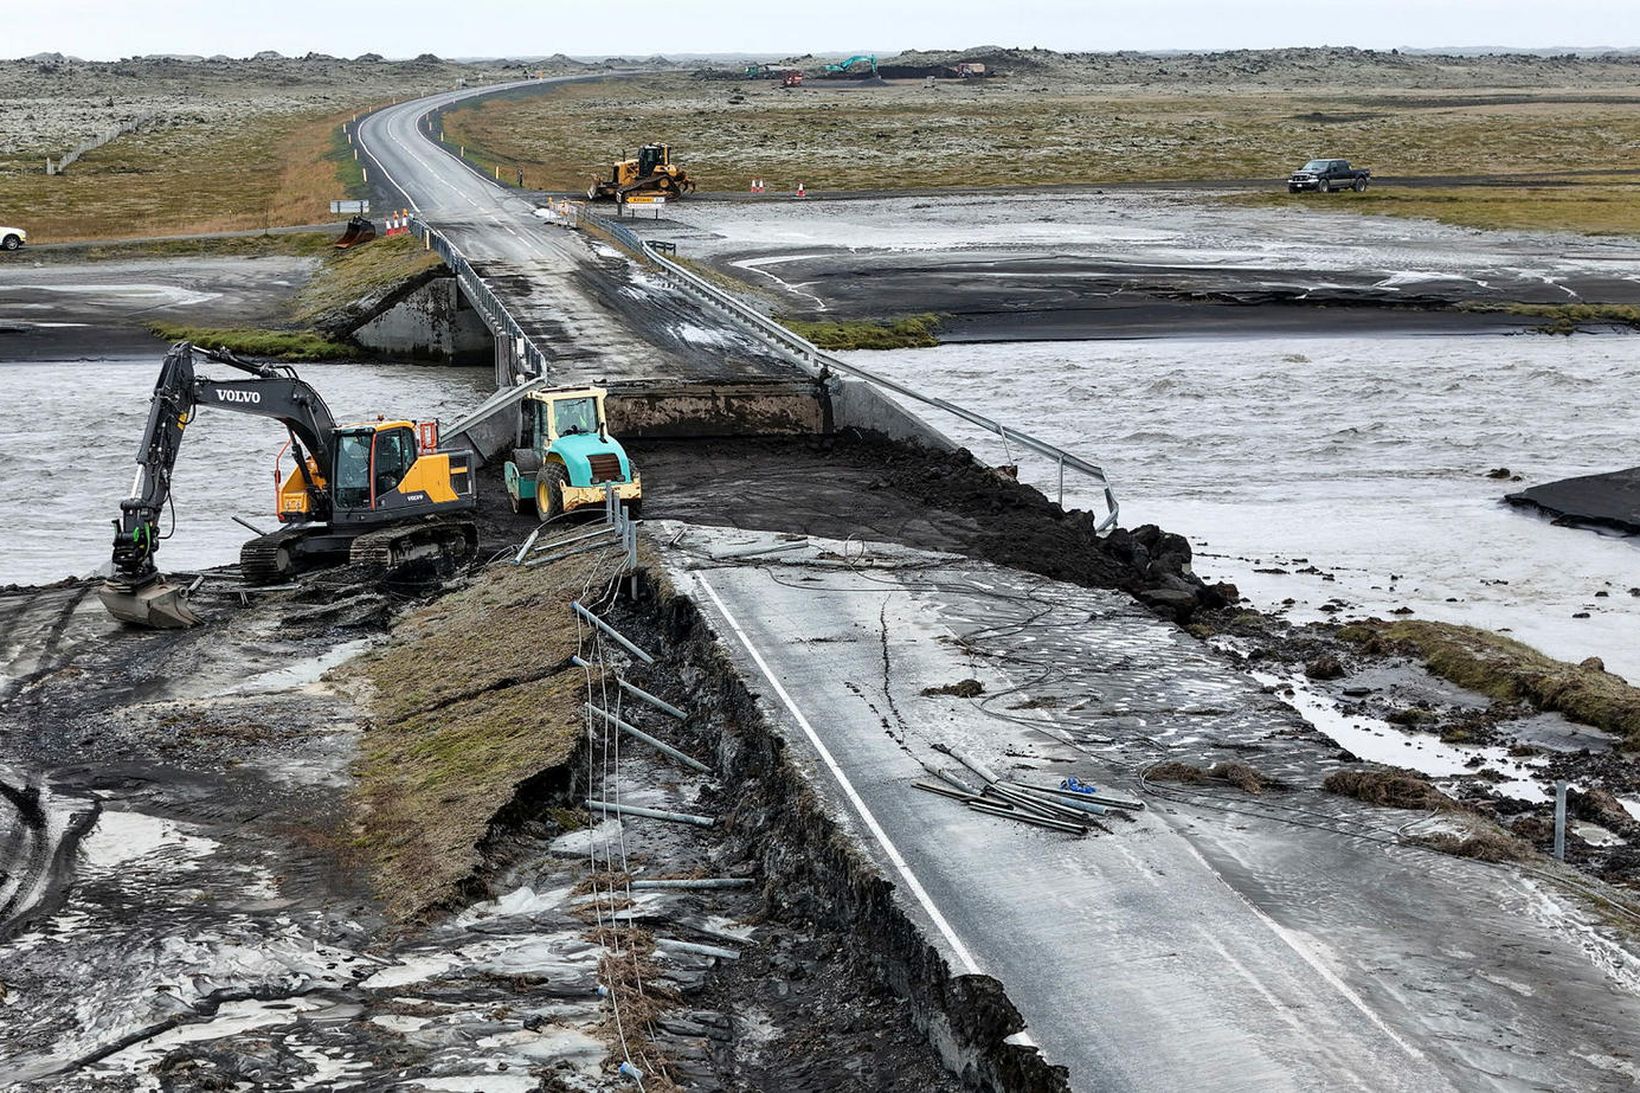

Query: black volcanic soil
<box><xmin>626</xmin><ymin>434</ymin><xmax>1228</xmax><ymax>619</ymax></box>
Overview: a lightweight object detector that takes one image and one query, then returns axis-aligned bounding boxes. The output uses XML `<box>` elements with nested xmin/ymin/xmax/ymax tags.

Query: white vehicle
<box><xmin>0</xmin><ymin>226</ymin><xmax>26</xmax><ymax>251</ymax></box>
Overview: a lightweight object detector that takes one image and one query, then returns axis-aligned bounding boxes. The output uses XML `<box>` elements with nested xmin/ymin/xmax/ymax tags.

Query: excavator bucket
<box><xmin>334</xmin><ymin>216</ymin><xmax>377</xmax><ymax>250</ymax></box>
<box><xmin>97</xmin><ymin>578</ymin><xmax>203</xmax><ymax>629</ymax></box>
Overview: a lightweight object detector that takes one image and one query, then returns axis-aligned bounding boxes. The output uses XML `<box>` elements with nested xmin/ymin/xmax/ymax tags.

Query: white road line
<box><xmin>694</xmin><ymin>571</ymin><xmax>983</xmax><ymax>976</ymax></box>
<box><xmin>1175</xmin><ymin>833</ymin><xmax>1431</xmax><ymax>1064</ymax></box>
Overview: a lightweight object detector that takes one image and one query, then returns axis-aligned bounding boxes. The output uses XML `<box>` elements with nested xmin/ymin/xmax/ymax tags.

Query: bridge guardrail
<box><xmin>412</xmin><ymin>217</ymin><xmax>550</xmax><ymax>378</ymax></box>
<box><xmin>579</xmin><ymin>208</ymin><xmax>1120</xmax><ymax>533</ymax></box>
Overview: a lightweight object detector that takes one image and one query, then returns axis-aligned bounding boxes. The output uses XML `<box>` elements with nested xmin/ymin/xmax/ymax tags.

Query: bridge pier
<box><xmin>351</xmin><ymin>275</ymin><xmax>493</xmax><ymax>363</ymax></box>
<box><xmin>493</xmin><ymin>331</ymin><xmax>517</xmax><ymax>388</ymax></box>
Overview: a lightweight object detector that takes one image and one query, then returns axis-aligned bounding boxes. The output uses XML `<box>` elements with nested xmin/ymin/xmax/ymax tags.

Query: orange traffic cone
<box><xmin>795</xmin><ymin>181</ymin><xmax>807</xmax><ymax>199</ymax></box>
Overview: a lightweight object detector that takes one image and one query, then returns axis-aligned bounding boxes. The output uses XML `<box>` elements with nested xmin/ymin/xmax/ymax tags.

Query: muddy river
<box><xmin>0</xmin><ymin>355</ymin><xmax>489</xmax><ymax>586</ymax></box>
<box><xmin>851</xmin><ymin>332</ymin><xmax>1640</xmax><ymax>682</ymax></box>
<box><xmin>5</xmin><ymin>332</ymin><xmax>1635</xmax><ymax>685</ymax></box>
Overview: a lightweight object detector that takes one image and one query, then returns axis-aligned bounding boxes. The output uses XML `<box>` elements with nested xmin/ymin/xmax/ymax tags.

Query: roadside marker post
<box><xmin>1553</xmin><ymin>780</ymin><xmax>1569</xmax><ymax>861</ymax></box>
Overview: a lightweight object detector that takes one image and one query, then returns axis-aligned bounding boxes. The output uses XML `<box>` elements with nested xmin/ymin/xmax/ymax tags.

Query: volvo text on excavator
<box><xmin>100</xmin><ymin>342</ymin><xmax>479</xmax><ymax>628</ymax></box>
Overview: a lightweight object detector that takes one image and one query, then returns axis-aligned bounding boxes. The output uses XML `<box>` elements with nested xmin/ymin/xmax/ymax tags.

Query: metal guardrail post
<box><xmin>584</xmin><ymin>703</ymin><xmax>710</xmax><ymax>773</ymax></box>
<box><xmin>572</xmin><ymin>600</ymin><xmax>654</xmax><ymax>664</ymax></box>
<box><xmin>1553</xmin><ymin>780</ymin><xmax>1568</xmax><ymax>861</ymax></box>
<box><xmin>618</xmin><ymin>677</ymin><xmax>686</xmax><ymax>720</ymax></box>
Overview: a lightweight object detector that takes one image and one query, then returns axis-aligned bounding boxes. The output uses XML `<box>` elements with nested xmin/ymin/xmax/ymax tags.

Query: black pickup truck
<box><xmin>1287</xmin><ymin>159</ymin><xmax>1371</xmax><ymax>193</ymax></box>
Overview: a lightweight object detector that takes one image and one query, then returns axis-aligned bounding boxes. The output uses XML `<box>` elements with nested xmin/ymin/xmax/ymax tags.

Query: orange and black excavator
<box><xmin>100</xmin><ymin>342</ymin><xmax>478</xmax><ymax>628</ymax></box>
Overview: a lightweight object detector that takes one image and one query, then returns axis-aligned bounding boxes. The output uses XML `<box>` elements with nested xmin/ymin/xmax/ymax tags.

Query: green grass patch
<box><xmin>293</xmin><ymin>233</ymin><xmax>444</xmax><ymax>328</ymax></box>
<box><xmin>1342</xmin><ymin>620</ymin><xmax>1640</xmax><ymax>745</ymax></box>
<box><xmin>1461</xmin><ymin>301</ymin><xmax>1640</xmax><ymax>334</ymax></box>
<box><xmin>784</xmin><ymin>313</ymin><xmax>941</xmax><ymax>350</ymax></box>
<box><xmin>341</xmin><ymin>556</ymin><xmax>609</xmax><ymax>920</ymax></box>
<box><xmin>146</xmin><ymin>323</ymin><xmax>360</xmax><ymax>361</ymax></box>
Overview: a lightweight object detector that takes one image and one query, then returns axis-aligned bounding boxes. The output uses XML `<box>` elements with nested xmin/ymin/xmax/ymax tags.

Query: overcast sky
<box><xmin>14</xmin><ymin>1</ymin><xmax>1640</xmax><ymax>60</ymax></box>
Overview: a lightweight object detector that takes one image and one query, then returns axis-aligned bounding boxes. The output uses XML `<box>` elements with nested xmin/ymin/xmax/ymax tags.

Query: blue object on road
<box><xmin>1060</xmin><ymin>776</ymin><xmax>1100</xmax><ymax>795</ymax></box>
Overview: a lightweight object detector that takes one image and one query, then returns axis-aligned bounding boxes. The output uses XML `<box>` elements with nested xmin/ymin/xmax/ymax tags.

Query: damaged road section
<box><xmin>659</xmin><ymin>523</ymin><xmax>1640</xmax><ymax>1091</ymax></box>
<box><xmin>0</xmin><ymin>512</ymin><xmax>974</xmax><ymax>1090</ymax></box>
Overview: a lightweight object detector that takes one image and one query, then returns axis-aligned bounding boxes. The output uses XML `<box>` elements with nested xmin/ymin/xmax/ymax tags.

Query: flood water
<box><xmin>852</xmin><ymin>332</ymin><xmax>1640</xmax><ymax>682</ymax></box>
<box><xmin>0</xmin><ymin>355</ymin><xmax>489</xmax><ymax>586</ymax></box>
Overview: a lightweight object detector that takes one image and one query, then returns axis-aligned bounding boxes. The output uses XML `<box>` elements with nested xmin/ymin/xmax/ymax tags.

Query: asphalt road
<box><xmin>669</xmin><ymin>525</ymin><xmax>1640</xmax><ymax>1092</ymax></box>
<box><xmin>354</xmin><ymin>80</ymin><xmax>793</xmax><ymax>386</ymax></box>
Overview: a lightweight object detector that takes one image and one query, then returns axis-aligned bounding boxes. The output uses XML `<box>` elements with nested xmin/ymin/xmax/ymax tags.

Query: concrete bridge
<box><xmin>352</xmin><ymin>79</ymin><xmax>835</xmax><ymax>459</ymax></box>
<box><xmin>352</xmin><ymin>80</ymin><xmax>1118</xmax><ymax>533</ymax></box>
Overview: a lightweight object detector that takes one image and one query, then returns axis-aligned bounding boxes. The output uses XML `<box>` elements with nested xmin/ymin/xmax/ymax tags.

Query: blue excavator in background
<box><xmin>823</xmin><ymin>55</ymin><xmax>878</xmax><ymax>77</ymax></box>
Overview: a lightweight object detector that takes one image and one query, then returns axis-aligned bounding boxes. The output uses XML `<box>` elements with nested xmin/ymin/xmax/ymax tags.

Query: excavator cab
<box><xmin>325</xmin><ymin>423</ymin><xmax>418</xmax><ymax>513</ymax></box>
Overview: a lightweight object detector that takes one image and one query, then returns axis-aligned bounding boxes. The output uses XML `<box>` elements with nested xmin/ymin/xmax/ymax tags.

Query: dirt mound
<box><xmin>923</xmin><ymin>679</ymin><xmax>985</xmax><ymax>698</ymax></box>
<box><xmin>1148</xmin><ymin>760</ymin><xmax>1279</xmax><ymax>795</ymax></box>
<box><xmin>1324</xmin><ymin>768</ymin><xmax>1452</xmax><ymax>811</ymax></box>
<box><xmin>630</xmin><ymin>435</ymin><xmax>1230</xmax><ymax>621</ymax></box>
<box><xmin>1407</xmin><ymin>826</ymin><xmax>1533</xmax><ymax>863</ymax></box>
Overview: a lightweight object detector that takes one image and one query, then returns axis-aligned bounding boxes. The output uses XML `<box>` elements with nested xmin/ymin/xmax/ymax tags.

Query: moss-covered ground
<box><xmin>146</xmin><ymin>233</ymin><xmax>444</xmax><ymax>361</ymax></box>
<box><xmin>783</xmin><ymin>313</ymin><xmax>942</xmax><ymax>350</ymax></box>
<box><xmin>341</xmin><ymin>554</ymin><xmax>622</xmax><ymax>920</ymax></box>
<box><xmin>1340</xmin><ymin>620</ymin><xmax>1640</xmax><ymax>745</ymax></box>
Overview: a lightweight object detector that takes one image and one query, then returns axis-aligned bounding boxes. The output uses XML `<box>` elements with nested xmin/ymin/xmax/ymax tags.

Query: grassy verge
<box><xmin>340</xmin><ymin>556</ymin><xmax>606</xmax><ymax>920</ymax></box>
<box><xmin>145</xmin><ymin>323</ymin><xmax>360</xmax><ymax>360</ymax></box>
<box><xmin>325</xmin><ymin>121</ymin><xmax>369</xmax><ymax>201</ymax></box>
<box><xmin>438</xmin><ymin>74</ymin><xmax>1640</xmax><ymax>193</ymax></box>
<box><xmin>1231</xmin><ymin>183</ymin><xmax>1640</xmax><ymax>237</ymax></box>
<box><xmin>784</xmin><ymin>313</ymin><xmax>941</xmax><ymax>350</ymax></box>
<box><xmin>25</xmin><ymin>230</ymin><xmax>339</xmax><ymax>263</ymax></box>
<box><xmin>6</xmin><ymin>107</ymin><xmax>376</xmax><ymax>243</ymax></box>
<box><xmin>1340</xmin><ymin>620</ymin><xmax>1640</xmax><ymax>745</ymax></box>
<box><xmin>1460</xmin><ymin>301</ymin><xmax>1640</xmax><ymax>334</ymax></box>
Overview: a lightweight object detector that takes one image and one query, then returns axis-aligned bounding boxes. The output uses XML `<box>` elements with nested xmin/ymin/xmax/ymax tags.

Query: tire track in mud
<box><xmin>0</xmin><ymin>583</ymin><xmax>102</xmax><ymax>938</ymax></box>
<box><xmin>0</xmin><ymin>581</ymin><xmax>96</xmax><ymax>705</ymax></box>
<box><xmin>0</xmin><ymin>774</ymin><xmax>99</xmax><ymax>940</ymax></box>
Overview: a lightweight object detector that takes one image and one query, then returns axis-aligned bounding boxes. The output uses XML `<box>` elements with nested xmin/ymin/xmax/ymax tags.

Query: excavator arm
<box><xmin>101</xmin><ymin>342</ymin><xmax>339</xmax><ymax>628</ymax></box>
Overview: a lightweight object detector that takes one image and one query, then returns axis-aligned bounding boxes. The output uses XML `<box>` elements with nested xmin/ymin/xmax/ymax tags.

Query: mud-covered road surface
<box><xmin>0</xmin><ymin>256</ymin><xmax>316</xmax><ymax>361</ymax></box>
<box><xmin>640</xmin><ymin>191</ymin><xmax>1640</xmax><ymax>339</ymax></box>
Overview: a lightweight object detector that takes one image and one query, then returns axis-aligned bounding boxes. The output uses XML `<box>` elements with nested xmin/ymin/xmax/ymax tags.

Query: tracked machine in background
<box><xmin>100</xmin><ymin>342</ymin><xmax>478</xmax><ymax>628</ymax></box>
<box><xmin>586</xmin><ymin>143</ymin><xmax>695</xmax><ymax>203</ymax></box>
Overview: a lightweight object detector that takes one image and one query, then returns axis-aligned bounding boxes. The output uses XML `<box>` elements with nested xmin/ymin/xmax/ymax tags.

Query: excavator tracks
<box><xmin>239</xmin><ymin>528</ymin><xmax>307</xmax><ymax>586</ymax></box>
<box><xmin>347</xmin><ymin>519</ymin><xmax>478</xmax><ymax>574</ymax></box>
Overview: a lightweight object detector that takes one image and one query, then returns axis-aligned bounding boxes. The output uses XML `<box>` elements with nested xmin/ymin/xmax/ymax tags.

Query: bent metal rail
<box><xmin>411</xmin><ymin>211</ymin><xmax>1119</xmax><ymax>533</ymax></box>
